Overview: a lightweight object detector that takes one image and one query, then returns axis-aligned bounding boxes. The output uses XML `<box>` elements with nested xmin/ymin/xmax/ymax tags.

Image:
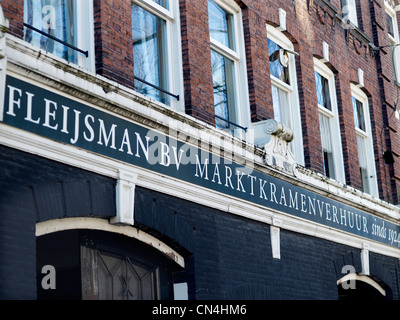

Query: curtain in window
<box><xmin>272</xmin><ymin>84</ymin><xmax>291</xmax><ymax>128</ymax></box>
<box><xmin>319</xmin><ymin>113</ymin><xmax>332</xmax><ymax>153</ymax></box>
<box><xmin>356</xmin><ymin>134</ymin><xmax>367</xmax><ymax>169</ymax></box>
<box><xmin>24</xmin><ymin>0</ymin><xmax>76</xmax><ymax>63</ymax></box>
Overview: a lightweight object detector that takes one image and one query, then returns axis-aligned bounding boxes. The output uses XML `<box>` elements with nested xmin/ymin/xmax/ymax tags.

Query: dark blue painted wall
<box><xmin>0</xmin><ymin>145</ymin><xmax>115</xmax><ymax>299</ymax></box>
<box><xmin>1</xmin><ymin>145</ymin><xmax>399</xmax><ymax>299</ymax></box>
<box><xmin>134</xmin><ymin>186</ymin><xmax>400</xmax><ymax>300</ymax></box>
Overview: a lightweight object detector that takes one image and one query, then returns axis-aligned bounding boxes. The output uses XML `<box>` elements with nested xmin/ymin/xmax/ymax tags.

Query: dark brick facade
<box><xmin>0</xmin><ymin>146</ymin><xmax>115</xmax><ymax>299</ymax></box>
<box><xmin>1</xmin><ymin>0</ymin><xmax>400</xmax><ymax>300</ymax></box>
<box><xmin>1</xmin><ymin>147</ymin><xmax>399</xmax><ymax>299</ymax></box>
<box><xmin>3</xmin><ymin>0</ymin><xmax>400</xmax><ymax>203</ymax></box>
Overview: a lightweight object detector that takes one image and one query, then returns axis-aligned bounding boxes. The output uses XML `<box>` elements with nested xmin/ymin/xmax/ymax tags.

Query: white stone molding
<box><xmin>263</xmin><ymin>119</ymin><xmax>298</xmax><ymax>177</ymax></box>
<box><xmin>111</xmin><ymin>169</ymin><xmax>139</xmax><ymax>226</ymax></box>
<box><xmin>0</xmin><ymin>4</ymin><xmax>9</xmax><ymax>122</ymax></box>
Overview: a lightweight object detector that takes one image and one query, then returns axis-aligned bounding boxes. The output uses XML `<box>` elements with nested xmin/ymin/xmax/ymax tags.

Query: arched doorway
<box><xmin>36</xmin><ymin>219</ymin><xmax>185</xmax><ymax>300</ymax></box>
<box><xmin>337</xmin><ymin>273</ymin><xmax>392</xmax><ymax>300</ymax></box>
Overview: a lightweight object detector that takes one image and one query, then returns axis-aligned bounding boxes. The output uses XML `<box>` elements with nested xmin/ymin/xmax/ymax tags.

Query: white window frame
<box><xmin>341</xmin><ymin>0</ymin><xmax>358</xmax><ymax>27</ymax></box>
<box><xmin>132</xmin><ymin>0</ymin><xmax>184</xmax><ymax>112</ymax></box>
<box><xmin>208</xmin><ymin>0</ymin><xmax>250</xmax><ymax>139</ymax></box>
<box><xmin>351</xmin><ymin>84</ymin><xmax>378</xmax><ymax>197</ymax></box>
<box><xmin>385</xmin><ymin>2</ymin><xmax>400</xmax><ymax>86</ymax></box>
<box><xmin>267</xmin><ymin>24</ymin><xmax>304</xmax><ymax>166</ymax></box>
<box><xmin>314</xmin><ymin>59</ymin><xmax>345</xmax><ymax>183</ymax></box>
<box><xmin>23</xmin><ymin>0</ymin><xmax>95</xmax><ymax>72</ymax></box>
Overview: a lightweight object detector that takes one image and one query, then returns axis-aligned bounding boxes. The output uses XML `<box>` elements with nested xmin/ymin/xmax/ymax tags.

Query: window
<box><xmin>341</xmin><ymin>0</ymin><xmax>358</xmax><ymax>27</ymax></box>
<box><xmin>351</xmin><ymin>85</ymin><xmax>378</xmax><ymax>197</ymax></box>
<box><xmin>314</xmin><ymin>60</ymin><xmax>345</xmax><ymax>182</ymax></box>
<box><xmin>385</xmin><ymin>3</ymin><xmax>400</xmax><ymax>86</ymax></box>
<box><xmin>132</xmin><ymin>0</ymin><xmax>183</xmax><ymax>109</ymax></box>
<box><xmin>208</xmin><ymin>0</ymin><xmax>249</xmax><ymax>134</ymax></box>
<box><xmin>267</xmin><ymin>25</ymin><xmax>304</xmax><ymax>165</ymax></box>
<box><xmin>23</xmin><ymin>0</ymin><xmax>94</xmax><ymax>70</ymax></box>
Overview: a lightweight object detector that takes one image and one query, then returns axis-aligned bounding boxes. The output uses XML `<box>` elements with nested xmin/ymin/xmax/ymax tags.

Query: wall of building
<box><xmin>1</xmin><ymin>0</ymin><xmax>400</xmax><ymax>300</ymax></box>
<box><xmin>3</xmin><ymin>0</ymin><xmax>399</xmax><ymax>203</ymax></box>
<box><xmin>134</xmin><ymin>186</ymin><xmax>400</xmax><ymax>300</ymax></box>
<box><xmin>0</xmin><ymin>145</ymin><xmax>115</xmax><ymax>299</ymax></box>
<box><xmin>1</xmin><ymin>145</ymin><xmax>399</xmax><ymax>299</ymax></box>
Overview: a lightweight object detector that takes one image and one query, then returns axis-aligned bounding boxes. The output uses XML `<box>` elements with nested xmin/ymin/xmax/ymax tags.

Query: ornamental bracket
<box><xmin>263</xmin><ymin>119</ymin><xmax>298</xmax><ymax>177</ymax></box>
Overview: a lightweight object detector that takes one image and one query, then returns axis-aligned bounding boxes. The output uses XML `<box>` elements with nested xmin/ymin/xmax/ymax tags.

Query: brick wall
<box><xmin>179</xmin><ymin>0</ymin><xmax>215</xmax><ymax>126</ymax></box>
<box><xmin>1</xmin><ymin>0</ymin><xmax>400</xmax><ymax>203</ymax></box>
<box><xmin>93</xmin><ymin>0</ymin><xmax>135</xmax><ymax>88</ymax></box>
<box><xmin>1</xmin><ymin>0</ymin><xmax>23</xmax><ymax>38</ymax></box>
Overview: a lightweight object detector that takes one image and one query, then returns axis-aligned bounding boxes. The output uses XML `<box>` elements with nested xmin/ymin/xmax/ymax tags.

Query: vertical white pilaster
<box><xmin>0</xmin><ymin>4</ymin><xmax>9</xmax><ymax>122</ymax></box>
<box><xmin>111</xmin><ymin>169</ymin><xmax>138</xmax><ymax>226</ymax></box>
<box><xmin>271</xmin><ymin>218</ymin><xmax>282</xmax><ymax>259</ymax></box>
<box><xmin>361</xmin><ymin>243</ymin><xmax>370</xmax><ymax>275</ymax></box>
<box><xmin>278</xmin><ymin>8</ymin><xmax>287</xmax><ymax>31</ymax></box>
<box><xmin>173</xmin><ymin>283</ymin><xmax>188</xmax><ymax>300</ymax></box>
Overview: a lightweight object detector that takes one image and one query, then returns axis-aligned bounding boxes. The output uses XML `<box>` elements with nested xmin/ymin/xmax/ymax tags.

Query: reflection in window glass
<box><xmin>353</xmin><ymin>97</ymin><xmax>366</xmax><ymax>131</ymax></box>
<box><xmin>208</xmin><ymin>0</ymin><xmax>234</xmax><ymax>50</ymax></box>
<box><xmin>315</xmin><ymin>71</ymin><xmax>331</xmax><ymax>111</ymax></box>
<box><xmin>387</xmin><ymin>12</ymin><xmax>395</xmax><ymax>38</ymax></box>
<box><xmin>152</xmin><ymin>0</ymin><xmax>169</xmax><ymax>9</ymax></box>
<box><xmin>211</xmin><ymin>50</ymin><xmax>234</xmax><ymax>129</ymax></box>
<box><xmin>132</xmin><ymin>4</ymin><xmax>169</xmax><ymax>105</ymax></box>
<box><xmin>24</xmin><ymin>0</ymin><xmax>77</xmax><ymax>63</ymax></box>
<box><xmin>268</xmin><ymin>38</ymin><xmax>289</xmax><ymax>85</ymax></box>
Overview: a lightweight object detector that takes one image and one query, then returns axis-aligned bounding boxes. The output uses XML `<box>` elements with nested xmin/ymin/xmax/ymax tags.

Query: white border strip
<box><xmin>36</xmin><ymin>217</ymin><xmax>185</xmax><ymax>268</ymax></box>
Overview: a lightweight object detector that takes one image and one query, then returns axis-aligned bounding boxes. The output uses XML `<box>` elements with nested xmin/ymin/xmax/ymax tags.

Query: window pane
<box><xmin>211</xmin><ymin>50</ymin><xmax>235</xmax><ymax>129</ymax></box>
<box><xmin>268</xmin><ymin>38</ymin><xmax>290</xmax><ymax>85</ymax></box>
<box><xmin>319</xmin><ymin>113</ymin><xmax>335</xmax><ymax>178</ymax></box>
<box><xmin>152</xmin><ymin>0</ymin><xmax>169</xmax><ymax>10</ymax></box>
<box><xmin>341</xmin><ymin>0</ymin><xmax>358</xmax><ymax>26</ymax></box>
<box><xmin>387</xmin><ymin>12</ymin><xmax>394</xmax><ymax>37</ymax></box>
<box><xmin>319</xmin><ymin>113</ymin><xmax>332</xmax><ymax>153</ymax></box>
<box><xmin>24</xmin><ymin>0</ymin><xmax>77</xmax><ymax>63</ymax></box>
<box><xmin>272</xmin><ymin>84</ymin><xmax>291</xmax><ymax>128</ymax></box>
<box><xmin>356</xmin><ymin>134</ymin><xmax>370</xmax><ymax>193</ymax></box>
<box><xmin>208</xmin><ymin>0</ymin><xmax>234</xmax><ymax>50</ymax></box>
<box><xmin>352</xmin><ymin>97</ymin><xmax>366</xmax><ymax>131</ymax></box>
<box><xmin>315</xmin><ymin>72</ymin><xmax>331</xmax><ymax>111</ymax></box>
<box><xmin>132</xmin><ymin>4</ymin><xmax>169</xmax><ymax>105</ymax></box>
<box><xmin>323</xmin><ymin>151</ymin><xmax>334</xmax><ymax>178</ymax></box>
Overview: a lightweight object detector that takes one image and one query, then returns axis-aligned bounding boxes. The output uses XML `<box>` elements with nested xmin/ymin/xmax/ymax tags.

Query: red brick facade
<box><xmin>2</xmin><ymin>0</ymin><xmax>400</xmax><ymax>204</ymax></box>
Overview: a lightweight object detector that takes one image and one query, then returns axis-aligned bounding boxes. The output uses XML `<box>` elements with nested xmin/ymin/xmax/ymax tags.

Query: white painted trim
<box><xmin>270</xmin><ymin>226</ymin><xmax>281</xmax><ymax>259</ymax></box>
<box><xmin>337</xmin><ymin>274</ymin><xmax>386</xmax><ymax>296</ymax></box>
<box><xmin>314</xmin><ymin>58</ymin><xmax>346</xmax><ymax>184</ymax></box>
<box><xmin>133</xmin><ymin>0</ymin><xmax>174</xmax><ymax>21</ymax></box>
<box><xmin>351</xmin><ymin>84</ymin><xmax>379</xmax><ymax>198</ymax></box>
<box><xmin>267</xmin><ymin>24</ymin><xmax>305</xmax><ymax>166</ymax></box>
<box><xmin>209</xmin><ymin>0</ymin><xmax>251</xmax><ymax>137</ymax></box>
<box><xmin>36</xmin><ymin>217</ymin><xmax>185</xmax><ymax>268</ymax></box>
<box><xmin>361</xmin><ymin>243</ymin><xmax>370</xmax><ymax>275</ymax></box>
<box><xmin>111</xmin><ymin>169</ymin><xmax>138</xmax><ymax>226</ymax></box>
<box><xmin>173</xmin><ymin>283</ymin><xmax>189</xmax><ymax>300</ymax></box>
